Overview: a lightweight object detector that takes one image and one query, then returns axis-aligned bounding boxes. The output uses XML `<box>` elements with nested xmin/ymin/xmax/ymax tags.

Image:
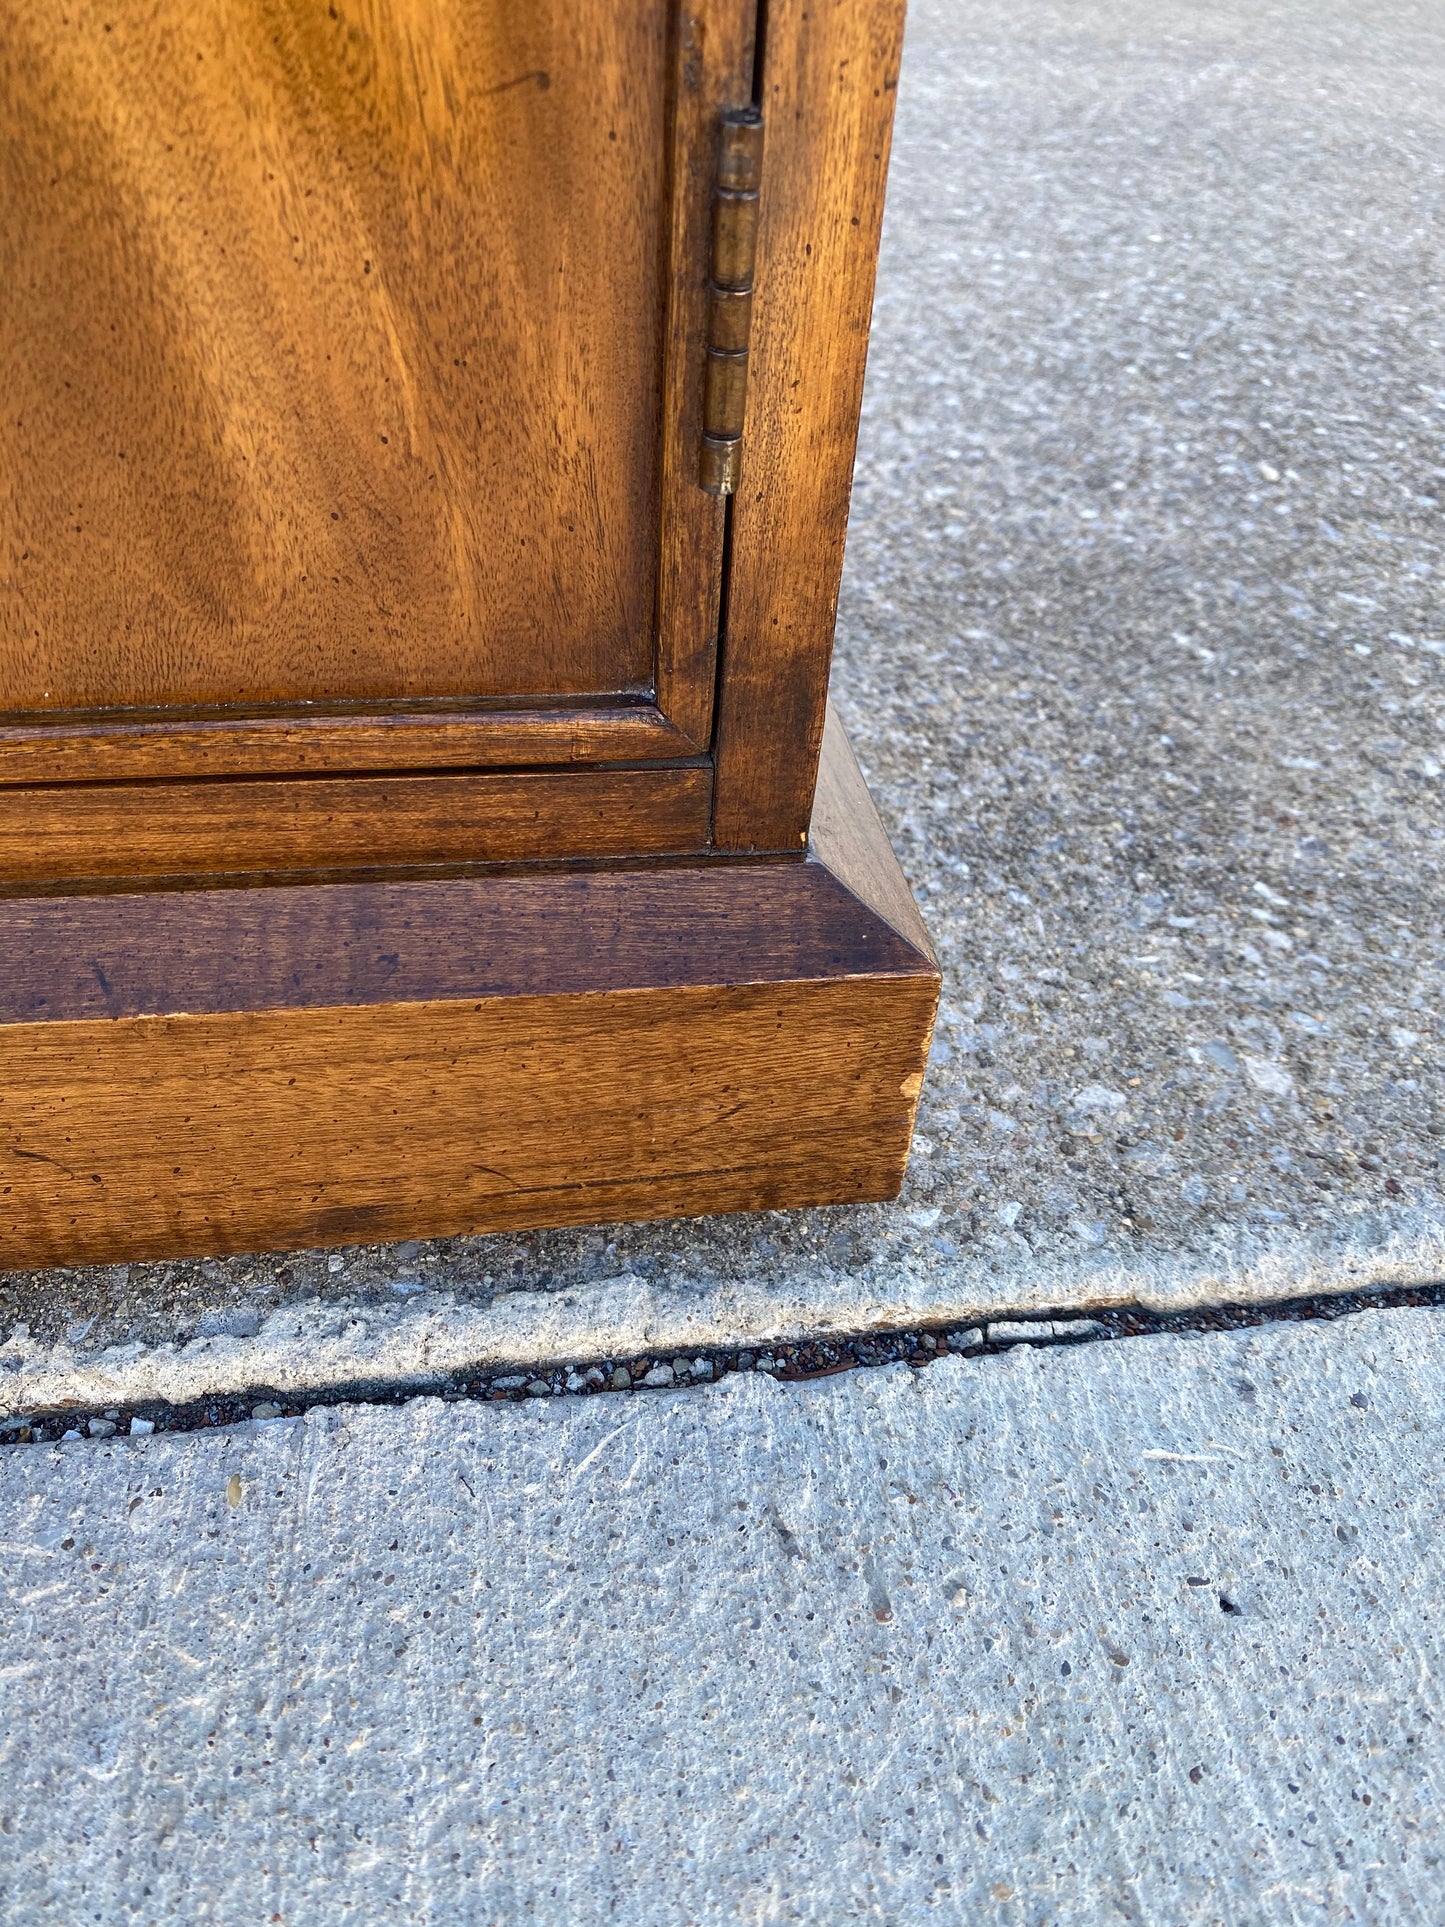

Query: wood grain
<box><xmin>710</xmin><ymin>0</ymin><xmax>907</xmax><ymax>851</ymax></box>
<box><xmin>0</xmin><ymin>714</ymin><xmax>936</xmax><ymax>1265</ymax></box>
<box><xmin>0</xmin><ymin>976</ymin><xmax>937</xmax><ymax>1266</ymax></box>
<box><xmin>0</xmin><ymin>0</ymin><xmax>693</xmax><ymax>709</ymax></box>
<box><xmin>0</xmin><ymin>703</ymin><xmax>699</xmax><ymax>787</ymax></box>
<box><xmin>0</xmin><ymin>766</ymin><xmax>712</xmax><ymax>885</ymax></box>
<box><xmin>0</xmin><ymin>0</ymin><xmax>910</xmax><ymax>870</ymax></box>
<box><xmin>0</xmin><ymin>860</ymin><xmax>930</xmax><ymax>1023</ymax></box>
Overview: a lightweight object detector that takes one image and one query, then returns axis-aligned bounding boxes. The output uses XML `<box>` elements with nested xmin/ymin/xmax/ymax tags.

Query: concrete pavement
<box><xmin>4</xmin><ymin>1309</ymin><xmax>1442</xmax><ymax>1923</ymax></box>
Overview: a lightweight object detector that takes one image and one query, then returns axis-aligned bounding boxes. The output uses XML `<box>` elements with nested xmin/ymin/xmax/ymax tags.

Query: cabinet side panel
<box><xmin>710</xmin><ymin>0</ymin><xmax>906</xmax><ymax>851</ymax></box>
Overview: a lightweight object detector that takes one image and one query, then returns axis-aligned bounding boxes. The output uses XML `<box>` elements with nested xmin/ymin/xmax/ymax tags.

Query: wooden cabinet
<box><xmin>0</xmin><ymin>0</ymin><xmax>937</xmax><ymax>1265</ymax></box>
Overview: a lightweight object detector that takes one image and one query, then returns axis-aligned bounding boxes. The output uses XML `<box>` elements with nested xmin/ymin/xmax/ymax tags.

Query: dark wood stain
<box><xmin>0</xmin><ymin>859</ymin><xmax>929</xmax><ymax>1027</ymax></box>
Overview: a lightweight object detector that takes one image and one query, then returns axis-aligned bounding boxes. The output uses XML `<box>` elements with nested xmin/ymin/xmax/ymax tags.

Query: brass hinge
<box><xmin>699</xmin><ymin>108</ymin><xmax>763</xmax><ymax>496</ymax></box>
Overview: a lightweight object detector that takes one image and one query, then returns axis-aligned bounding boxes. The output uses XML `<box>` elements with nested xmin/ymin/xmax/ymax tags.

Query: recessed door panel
<box><xmin>0</xmin><ymin>0</ymin><xmax>752</xmax><ymax>822</ymax></box>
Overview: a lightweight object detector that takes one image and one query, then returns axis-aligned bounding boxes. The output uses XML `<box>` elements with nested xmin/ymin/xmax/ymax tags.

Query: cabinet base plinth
<box><xmin>0</xmin><ymin>713</ymin><xmax>937</xmax><ymax>1267</ymax></box>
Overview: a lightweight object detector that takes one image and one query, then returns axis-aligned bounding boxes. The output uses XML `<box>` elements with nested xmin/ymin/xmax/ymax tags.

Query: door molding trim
<box><xmin>0</xmin><ymin>701</ymin><xmax>700</xmax><ymax>787</ymax></box>
<box><xmin>0</xmin><ymin>764</ymin><xmax>713</xmax><ymax>888</ymax></box>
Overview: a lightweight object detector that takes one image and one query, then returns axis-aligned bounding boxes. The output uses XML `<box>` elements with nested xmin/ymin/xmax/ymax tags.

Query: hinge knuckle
<box><xmin>716</xmin><ymin>112</ymin><xmax>764</xmax><ymax>192</ymax></box>
<box><xmin>707</xmin><ymin>283</ymin><xmax>752</xmax><ymax>354</ymax></box>
<box><xmin>700</xmin><ymin>108</ymin><xmax>763</xmax><ymax>496</ymax></box>
<box><xmin>710</xmin><ymin>190</ymin><xmax>760</xmax><ymax>291</ymax></box>
<box><xmin>704</xmin><ymin>348</ymin><xmax>749</xmax><ymax>438</ymax></box>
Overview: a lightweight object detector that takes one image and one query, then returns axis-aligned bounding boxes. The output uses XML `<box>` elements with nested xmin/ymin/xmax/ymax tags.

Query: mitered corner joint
<box><xmin>699</xmin><ymin>107</ymin><xmax>763</xmax><ymax>496</ymax></box>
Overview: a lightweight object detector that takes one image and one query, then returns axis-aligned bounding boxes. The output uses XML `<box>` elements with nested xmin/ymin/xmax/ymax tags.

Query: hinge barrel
<box><xmin>700</xmin><ymin>109</ymin><xmax>763</xmax><ymax>496</ymax></box>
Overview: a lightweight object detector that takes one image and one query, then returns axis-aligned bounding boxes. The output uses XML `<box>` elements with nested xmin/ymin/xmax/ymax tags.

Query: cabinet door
<box><xmin>0</xmin><ymin>0</ymin><xmax>754</xmax><ymax>881</ymax></box>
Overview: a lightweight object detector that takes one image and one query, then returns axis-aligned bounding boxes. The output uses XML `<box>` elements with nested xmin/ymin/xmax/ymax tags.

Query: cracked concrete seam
<box><xmin>2</xmin><ymin>1202</ymin><xmax>1440</xmax><ymax>1418</ymax></box>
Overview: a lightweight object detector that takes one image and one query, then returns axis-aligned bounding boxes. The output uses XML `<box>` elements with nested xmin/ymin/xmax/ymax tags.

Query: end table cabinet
<box><xmin>0</xmin><ymin>0</ymin><xmax>937</xmax><ymax>1266</ymax></box>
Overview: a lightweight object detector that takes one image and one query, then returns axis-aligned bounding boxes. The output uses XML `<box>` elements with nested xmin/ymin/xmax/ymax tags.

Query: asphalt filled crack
<box><xmin>2</xmin><ymin>1277</ymin><xmax>1441</xmax><ymax>1447</ymax></box>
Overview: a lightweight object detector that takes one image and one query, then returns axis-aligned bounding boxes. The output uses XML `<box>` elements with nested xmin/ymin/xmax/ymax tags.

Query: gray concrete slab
<box><xmin>3</xmin><ymin>0</ymin><xmax>1441</xmax><ymax>1408</ymax></box>
<box><xmin>4</xmin><ymin>1307</ymin><xmax>1443</xmax><ymax>1923</ymax></box>
<box><xmin>841</xmin><ymin>0</ymin><xmax>1445</xmax><ymax>1271</ymax></box>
